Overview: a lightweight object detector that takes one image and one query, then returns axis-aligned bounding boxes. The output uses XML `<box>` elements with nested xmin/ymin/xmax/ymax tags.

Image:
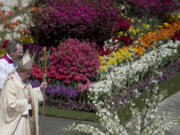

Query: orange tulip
<box><xmin>138</xmin><ymin>20</ymin><xmax>180</xmax><ymax>49</ymax></box>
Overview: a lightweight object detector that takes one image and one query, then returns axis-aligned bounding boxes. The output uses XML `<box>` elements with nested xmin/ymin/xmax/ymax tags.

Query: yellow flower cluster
<box><xmin>99</xmin><ymin>47</ymin><xmax>138</xmax><ymax>72</ymax></box>
<box><xmin>99</xmin><ymin>16</ymin><xmax>180</xmax><ymax>73</ymax></box>
<box><xmin>128</xmin><ymin>23</ymin><xmax>153</xmax><ymax>39</ymax></box>
<box><xmin>0</xmin><ymin>49</ymin><xmax>6</xmax><ymax>57</ymax></box>
<box><xmin>169</xmin><ymin>13</ymin><xmax>180</xmax><ymax>22</ymax></box>
<box><xmin>20</xmin><ymin>35</ymin><xmax>34</xmax><ymax>44</ymax></box>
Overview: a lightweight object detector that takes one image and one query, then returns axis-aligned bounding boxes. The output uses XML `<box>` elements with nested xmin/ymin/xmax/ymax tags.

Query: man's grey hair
<box><xmin>6</xmin><ymin>40</ymin><xmax>23</xmax><ymax>54</ymax></box>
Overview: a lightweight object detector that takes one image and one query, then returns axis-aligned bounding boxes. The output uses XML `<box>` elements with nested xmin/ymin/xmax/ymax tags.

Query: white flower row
<box><xmin>65</xmin><ymin>77</ymin><xmax>179</xmax><ymax>135</ymax></box>
<box><xmin>65</xmin><ymin>71</ymin><xmax>180</xmax><ymax>135</ymax></box>
<box><xmin>90</xmin><ymin>40</ymin><xmax>180</xmax><ymax>93</ymax></box>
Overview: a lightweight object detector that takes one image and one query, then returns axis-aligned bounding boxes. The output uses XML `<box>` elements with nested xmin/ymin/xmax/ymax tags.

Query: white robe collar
<box><xmin>6</xmin><ymin>53</ymin><xmax>13</xmax><ymax>61</ymax></box>
<box><xmin>14</xmin><ymin>71</ymin><xmax>26</xmax><ymax>88</ymax></box>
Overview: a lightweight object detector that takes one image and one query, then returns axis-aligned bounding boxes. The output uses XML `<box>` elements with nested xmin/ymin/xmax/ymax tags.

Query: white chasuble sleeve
<box><xmin>0</xmin><ymin>62</ymin><xmax>8</xmax><ymax>89</ymax></box>
<box><xmin>32</xmin><ymin>87</ymin><xmax>44</xmax><ymax>102</ymax></box>
<box><xmin>5</xmin><ymin>80</ymin><xmax>28</xmax><ymax>115</ymax></box>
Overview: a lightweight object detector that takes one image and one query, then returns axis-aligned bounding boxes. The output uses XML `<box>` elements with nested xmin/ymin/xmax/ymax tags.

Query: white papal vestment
<box><xmin>0</xmin><ymin>71</ymin><xmax>43</xmax><ymax>135</ymax></box>
<box><xmin>0</xmin><ymin>54</ymin><xmax>17</xmax><ymax>89</ymax></box>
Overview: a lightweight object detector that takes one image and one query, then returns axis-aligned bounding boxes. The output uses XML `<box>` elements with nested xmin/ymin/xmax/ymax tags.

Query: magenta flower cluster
<box><xmin>32</xmin><ymin>0</ymin><xmax>121</xmax><ymax>45</ymax></box>
<box><xmin>115</xmin><ymin>17</ymin><xmax>132</xmax><ymax>31</ymax></box>
<box><xmin>48</xmin><ymin>38</ymin><xmax>101</xmax><ymax>84</ymax></box>
<box><xmin>129</xmin><ymin>0</ymin><xmax>177</xmax><ymax>18</ymax></box>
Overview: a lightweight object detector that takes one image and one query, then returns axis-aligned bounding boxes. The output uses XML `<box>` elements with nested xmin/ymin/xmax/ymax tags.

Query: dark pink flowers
<box><xmin>48</xmin><ymin>38</ymin><xmax>100</xmax><ymax>84</ymax></box>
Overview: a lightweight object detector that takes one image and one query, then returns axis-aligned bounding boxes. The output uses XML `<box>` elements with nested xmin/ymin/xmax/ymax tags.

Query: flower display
<box><xmin>48</xmin><ymin>38</ymin><xmax>100</xmax><ymax>84</ymax></box>
<box><xmin>30</xmin><ymin>0</ymin><xmax>121</xmax><ymax>45</ymax></box>
<box><xmin>66</xmin><ymin>71</ymin><xmax>179</xmax><ymax>135</ymax></box>
<box><xmin>30</xmin><ymin>80</ymin><xmax>78</xmax><ymax>99</ymax></box>
<box><xmin>0</xmin><ymin>48</ymin><xmax>6</xmax><ymax>58</ymax></box>
<box><xmin>32</xmin><ymin>64</ymin><xmax>43</xmax><ymax>79</ymax></box>
<box><xmin>46</xmin><ymin>84</ymin><xmax>78</xmax><ymax>99</ymax></box>
<box><xmin>171</xmin><ymin>31</ymin><xmax>180</xmax><ymax>42</ymax></box>
<box><xmin>138</xmin><ymin>21</ymin><xmax>180</xmax><ymax>48</ymax></box>
<box><xmin>91</xmin><ymin>40</ymin><xmax>180</xmax><ymax>94</ymax></box>
<box><xmin>99</xmin><ymin>47</ymin><xmax>136</xmax><ymax>72</ymax></box>
<box><xmin>128</xmin><ymin>0</ymin><xmax>177</xmax><ymax>18</ymax></box>
<box><xmin>1</xmin><ymin>40</ymin><xmax>9</xmax><ymax>48</ymax></box>
<box><xmin>0</xmin><ymin>1</ymin><xmax>33</xmax><ymax>41</ymax></box>
<box><xmin>1</xmin><ymin>0</ymin><xmax>180</xmax><ymax>116</ymax></box>
<box><xmin>115</xmin><ymin>17</ymin><xmax>132</xmax><ymax>31</ymax></box>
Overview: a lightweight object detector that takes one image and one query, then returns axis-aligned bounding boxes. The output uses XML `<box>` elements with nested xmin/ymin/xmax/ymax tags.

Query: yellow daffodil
<box><xmin>20</xmin><ymin>35</ymin><xmax>34</xmax><ymax>44</ymax></box>
<box><xmin>171</xmin><ymin>14</ymin><xmax>176</xmax><ymax>19</ymax></box>
<box><xmin>163</xmin><ymin>22</ymin><xmax>168</xmax><ymax>26</ymax></box>
<box><xmin>158</xmin><ymin>25</ymin><xmax>162</xmax><ymax>29</ymax></box>
<box><xmin>131</xmin><ymin>18</ymin><xmax>134</xmax><ymax>23</ymax></box>
<box><xmin>146</xmin><ymin>24</ymin><xmax>150</xmax><ymax>30</ymax></box>
<box><xmin>128</xmin><ymin>26</ymin><xmax>134</xmax><ymax>33</ymax></box>
<box><xmin>118</xmin><ymin>31</ymin><xmax>123</xmax><ymax>36</ymax></box>
<box><xmin>143</xmin><ymin>24</ymin><xmax>150</xmax><ymax>30</ymax></box>
<box><xmin>110</xmin><ymin>57</ymin><xmax>117</xmax><ymax>65</ymax></box>
<box><xmin>136</xmin><ymin>28</ymin><xmax>140</xmax><ymax>33</ymax></box>
<box><xmin>132</xmin><ymin>29</ymin><xmax>137</xmax><ymax>35</ymax></box>
<box><xmin>177</xmin><ymin>14</ymin><xmax>180</xmax><ymax>20</ymax></box>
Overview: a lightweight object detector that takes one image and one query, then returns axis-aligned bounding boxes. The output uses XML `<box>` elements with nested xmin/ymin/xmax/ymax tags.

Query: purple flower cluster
<box><xmin>31</xmin><ymin>0</ymin><xmax>121</xmax><ymax>45</ymax></box>
<box><xmin>126</xmin><ymin>59</ymin><xmax>180</xmax><ymax>98</ymax></box>
<box><xmin>30</xmin><ymin>80</ymin><xmax>78</xmax><ymax>99</ymax></box>
<box><xmin>46</xmin><ymin>84</ymin><xmax>78</xmax><ymax>99</ymax></box>
<box><xmin>24</xmin><ymin>44</ymin><xmax>43</xmax><ymax>58</ymax></box>
<box><xmin>30</xmin><ymin>80</ymin><xmax>41</xmax><ymax>87</ymax></box>
<box><xmin>110</xmin><ymin>59</ymin><xmax>180</xmax><ymax>109</ymax></box>
<box><xmin>46</xmin><ymin>98</ymin><xmax>96</xmax><ymax>112</ymax></box>
<box><xmin>24</xmin><ymin>44</ymin><xmax>54</xmax><ymax>58</ymax></box>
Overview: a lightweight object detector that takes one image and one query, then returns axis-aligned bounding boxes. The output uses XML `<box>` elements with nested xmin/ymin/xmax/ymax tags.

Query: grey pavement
<box><xmin>39</xmin><ymin>116</ymin><xmax>99</xmax><ymax>135</ymax></box>
<box><xmin>157</xmin><ymin>91</ymin><xmax>180</xmax><ymax>135</ymax></box>
<box><xmin>39</xmin><ymin>91</ymin><xmax>180</xmax><ymax>135</ymax></box>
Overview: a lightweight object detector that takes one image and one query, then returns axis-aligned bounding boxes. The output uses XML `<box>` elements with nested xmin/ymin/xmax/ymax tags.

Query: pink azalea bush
<box><xmin>47</xmin><ymin>38</ymin><xmax>101</xmax><ymax>84</ymax></box>
<box><xmin>30</xmin><ymin>0</ymin><xmax>121</xmax><ymax>46</ymax></box>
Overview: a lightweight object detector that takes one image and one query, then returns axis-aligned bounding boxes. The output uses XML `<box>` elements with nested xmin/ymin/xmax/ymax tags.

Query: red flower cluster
<box><xmin>115</xmin><ymin>17</ymin><xmax>132</xmax><ymax>31</ymax></box>
<box><xmin>32</xmin><ymin>64</ymin><xmax>43</xmax><ymax>79</ymax></box>
<box><xmin>171</xmin><ymin>31</ymin><xmax>180</xmax><ymax>42</ymax></box>
<box><xmin>115</xmin><ymin>35</ymin><xmax>134</xmax><ymax>46</ymax></box>
<box><xmin>97</xmin><ymin>35</ymin><xmax>134</xmax><ymax>56</ymax></box>
<box><xmin>47</xmin><ymin>38</ymin><xmax>100</xmax><ymax>84</ymax></box>
<box><xmin>1</xmin><ymin>40</ymin><xmax>9</xmax><ymax>48</ymax></box>
<box><xmin>97</xmin><ymin>46</ymin><xmax>112</xmax><ymax>56</ymax></box>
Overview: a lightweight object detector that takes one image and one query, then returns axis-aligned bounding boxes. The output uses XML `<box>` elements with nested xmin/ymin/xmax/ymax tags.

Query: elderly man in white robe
<box><xmin>0</xmin><ymin>40</ymin><xmax>23</xmax><ymax>90</ymax></box>
<box><xmin>0</xmin><ymin>50</ymin><xmax>47</xmax><ymax>135</ymax></box>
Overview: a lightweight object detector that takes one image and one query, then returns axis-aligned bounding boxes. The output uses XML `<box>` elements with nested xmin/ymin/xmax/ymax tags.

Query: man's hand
<box><xmin>26</xmin><ymin>95</ymin><xmax>31</xmax><ymax>104</ymax></box>
<box><xmin>40</xmin><ymin>81</ymin><xmax>47</xmax><ymax>90</ymax></box>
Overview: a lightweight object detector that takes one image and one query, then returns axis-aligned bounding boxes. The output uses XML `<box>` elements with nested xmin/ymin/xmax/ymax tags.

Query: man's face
<box><xmin>21</xmin><ymin>71</ymin><xmax>32</xmax><ymax>82</ymax></box>
<box><xmin>11</xmin><ymin>44</ymin><xmax>23</xmax><ymax>60</ymax></box>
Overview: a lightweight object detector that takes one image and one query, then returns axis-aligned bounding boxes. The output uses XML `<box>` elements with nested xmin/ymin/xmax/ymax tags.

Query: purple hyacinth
<box><xmin>30</xmin><ymin>80</ymin><xmax>78</xmax><ymax>99</ymax></box>
<box><xmin>55</xmin><ymin>84</ymin><xmax>78</xmax><ymax>99</ymax></box>
<box><xmin>30</xmin><ymin>80</ymin><xmax>40</xmax><ymax>88</ymax></box>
